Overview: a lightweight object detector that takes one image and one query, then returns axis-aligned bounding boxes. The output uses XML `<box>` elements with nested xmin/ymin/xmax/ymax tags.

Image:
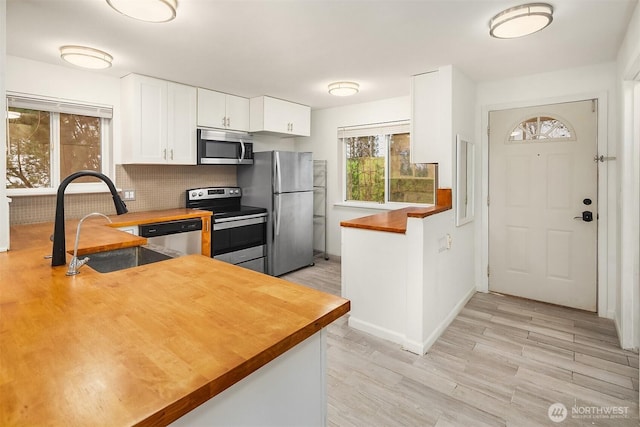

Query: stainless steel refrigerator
<box><xmin>238</xmin><ymin>151</ymin><xmax>314</xmax><ymax>276</ymax></box>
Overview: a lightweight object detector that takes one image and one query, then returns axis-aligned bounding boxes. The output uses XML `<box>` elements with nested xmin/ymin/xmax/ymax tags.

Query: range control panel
<box><xmin>187</xmin><ymin>187</ymin><xmax>241</xmax><ymax>201</ymax></box>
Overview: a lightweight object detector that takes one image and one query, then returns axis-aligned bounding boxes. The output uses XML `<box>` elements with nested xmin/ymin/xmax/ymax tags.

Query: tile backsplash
<box><xmin>9</xmin><ymin>164</ymin><xmax>236</xmax><ymax>225</ymax></box>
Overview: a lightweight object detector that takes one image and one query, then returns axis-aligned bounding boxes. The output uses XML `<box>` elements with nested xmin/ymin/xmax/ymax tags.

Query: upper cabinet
<box><xmin>250</xmin><ymin>96</ymin><xmax>311</xmax><ymax>137</ymax></box>
<box><xmin>411</xmin><ymin>65</ymin><xmax>475</xmax><ymax>189</ymax></box>
<box><xmin>197</xmin><ymin>88</ymin><xmax>249</xmax><ymax>132</ymax></box>
<box><xmin>410</xmin><ymin>66</ymin><xmax>451</xmax><ymax>167</ymax></box>
<box><xmin>121</xmin><ymin>74</ymin><xmax>197</xmax><ymax>165</ymax></box>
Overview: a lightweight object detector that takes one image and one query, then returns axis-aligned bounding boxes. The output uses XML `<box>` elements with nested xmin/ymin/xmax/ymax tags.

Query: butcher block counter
<box><xmin>0</xmin><ymin>215</ymin><xmax>350</xmax><ymax>426</ymax></box>
<box><xmin>340</xmin><ymin>188</ymin><xmax>452</xmax><ymax>233</ymax></box>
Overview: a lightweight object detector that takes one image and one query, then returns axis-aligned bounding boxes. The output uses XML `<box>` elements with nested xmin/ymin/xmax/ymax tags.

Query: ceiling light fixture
<box><xmin>489</xmin><ymin>3</ymin><xmax>553</xmax><ymax>39</ymax></box>
<box><xmin>328</xmin><ymin>81</ymin><xmax>359</xmax><ymax>97</ymax></box>
<box><xmin>106</xmin><ymin>0</ymin><xmax>178</xmax><ymax>23</ymax></box>
<box><xmin>60</xmin><ymin>45</ymin><xmax>113</xmax><ymax>69</ymax></box>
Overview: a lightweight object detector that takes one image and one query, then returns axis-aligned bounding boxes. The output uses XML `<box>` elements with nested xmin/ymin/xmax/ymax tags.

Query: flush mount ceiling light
<box><xmin>328</xmin><ymin>81</ymin><xmax>360</xmax><ymax>97</ymax></box>
<box><xmin>60</xmin><ymin>45</ymin><xmax>113</xmax><ymax>69</ymax></box>
<box><xmin>106</xmin><ymin>0</ymin><xmax>178</xmax><ymax>23</ymax></box>
<box><xmin>489</xmin><ymin>3</ymin><xmax>553</xmax><ymax>39</ymax></box>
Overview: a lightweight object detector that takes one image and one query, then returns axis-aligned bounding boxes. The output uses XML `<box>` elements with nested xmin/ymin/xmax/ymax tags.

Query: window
<box><xmin>341</xmin><ymin>121</ymin><xmax>437</xmax><ymax>205</ymax></box>
<box><xmin>509</xmin><ymin>115</ymin><xmax>574</xmax><ymax>142</ymax></box>
<box><xmin>6</xmin><ymin>94</ymin><xmax>112</xmax><ymax>191</ymax></box>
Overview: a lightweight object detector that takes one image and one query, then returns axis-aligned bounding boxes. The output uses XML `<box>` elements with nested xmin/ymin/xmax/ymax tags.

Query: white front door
<box><xmin>489</xmin><ymin>100</ymin><xmax>598</xmax><ymax>311</ymax></box>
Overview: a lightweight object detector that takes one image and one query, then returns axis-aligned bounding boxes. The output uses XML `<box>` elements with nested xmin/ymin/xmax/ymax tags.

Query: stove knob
<box><xmin>191</xmin><ymin>191</ymin><xmax>197</xmax><ymax>197</ymax></box>
<box><xmin>198</xmin><ymin>191</ymin><xmax>204</xmax><ymax>197</ymax></box>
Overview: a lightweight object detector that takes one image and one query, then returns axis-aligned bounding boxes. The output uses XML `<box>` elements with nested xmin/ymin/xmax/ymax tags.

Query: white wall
<box><xmin>477</xmin><ymin>62</ymin><xmax>618</xmax><ymax>320</ymax></box>
<box><xmin>616</xmin><ymin>0</ymin><xmax>640</xmax><ymax>349</ymax></box>
<box><xmin>0</xmin><ymin>0</ymin><xmax>9</xmax><ymax>251</ymax></box>
<box><xmin>295</xmin><ymin>96</ymin><xmax>411</xmax><ymax>256</ymax></box>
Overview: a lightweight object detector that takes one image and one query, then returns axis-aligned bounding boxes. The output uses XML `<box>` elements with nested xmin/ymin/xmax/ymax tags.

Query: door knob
<box><xmin>574</xmin><ymin>211</ymin><xmax>593</xmax><ymax>222</ymax></box>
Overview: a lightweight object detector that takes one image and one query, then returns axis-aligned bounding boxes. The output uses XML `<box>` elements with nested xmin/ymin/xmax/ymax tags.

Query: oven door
<box><xmin>212</xmin><ymin>214</ymin><xmax>267</xmax><ymax>272</ymax></box>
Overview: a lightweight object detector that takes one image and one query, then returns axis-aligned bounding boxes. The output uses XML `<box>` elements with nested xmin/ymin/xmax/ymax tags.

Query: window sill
<box><xmin>334</xmin><ymin>201</ymin><xmax>435</xmax><ymax>211</ymax></box>
<box><xmin>7</xmin><ymin>183</ymin><xmax>117</xmax><ymax>197</ymax></box>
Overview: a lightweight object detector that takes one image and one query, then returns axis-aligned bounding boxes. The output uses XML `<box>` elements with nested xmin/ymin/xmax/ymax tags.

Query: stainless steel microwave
<box><xmin>197</xmin><ymin>129</ymin><xmax>254</xmax><ymax>165</ymax></box>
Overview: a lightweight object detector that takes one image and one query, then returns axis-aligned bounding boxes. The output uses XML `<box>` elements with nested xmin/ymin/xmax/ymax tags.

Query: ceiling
<box><xmin>6</xmin><ymin>0</ymin><xmax>637</xmax><ymax>110</ymax></box>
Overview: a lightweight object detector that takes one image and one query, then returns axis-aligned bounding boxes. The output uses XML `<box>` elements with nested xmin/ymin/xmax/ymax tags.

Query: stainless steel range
<box><xmin>186</xmin><ymin>187</ymin><xmax>267</xmax><ymax>273</ymax></box>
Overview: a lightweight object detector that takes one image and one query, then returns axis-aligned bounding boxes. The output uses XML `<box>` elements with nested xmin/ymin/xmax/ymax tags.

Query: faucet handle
<box><xmin>66</xmin><ymin>256</ymin><xmax>90</xmax><ymax>276</ymax></box>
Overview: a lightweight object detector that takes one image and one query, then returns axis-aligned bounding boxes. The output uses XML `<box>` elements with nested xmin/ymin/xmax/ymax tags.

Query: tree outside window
<box><xmin>342</xmin><ymin>122</ymin><xmax>437</xmax><ymax>204</ymax></box>
<box><xmin>7</xmin><ymin>106</ymin><xmax>104</xmax><ymax>189</ymax></box>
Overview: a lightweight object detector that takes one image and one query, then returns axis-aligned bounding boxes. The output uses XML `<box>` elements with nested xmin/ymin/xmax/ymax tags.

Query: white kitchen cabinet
<box><xmin>197</xmin><ymin>88</ymin><xmax>249</xmax><ymax>132</ymax></box>
<box><xmin>250</xmin><ymin>96</ymin><xmax>311</xmax><ymax>137</ymax></box>
<box><xmin>410</xmin><ymin>66</ymin><xmax>452</xmax><ymax>166</ymax></box>
<box><xmin>121</xmin><ymin>74</ymin><xmax>197</xmax><ymax>165</ymax></box>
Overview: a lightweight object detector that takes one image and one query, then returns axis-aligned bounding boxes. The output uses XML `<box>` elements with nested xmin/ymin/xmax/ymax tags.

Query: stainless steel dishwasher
<box><xmin>138</xmin><ymin>218</ymin><xmax>203</xmax><ymax>256</ymax></box>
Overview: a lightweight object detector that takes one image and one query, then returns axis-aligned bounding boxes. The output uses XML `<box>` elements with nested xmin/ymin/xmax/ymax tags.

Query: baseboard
<box><xmin>418</xmin><ymin>287</ymin><xmax>477</xmax><ymax>354</ymax></box>
<box><xmin>347</xmin><ymin>317</ymin><xmax>405</xmax><ymax>346</ymax></box>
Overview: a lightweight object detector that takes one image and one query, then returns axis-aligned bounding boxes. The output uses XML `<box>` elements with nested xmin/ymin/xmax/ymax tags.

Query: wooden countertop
<box><xmin>106</xmin><ymin>208</ymin><xmax>212</xmax><ymax>228</ymax></box>
<box><xmin>340</xmin><ymin>189</ymin><xmax>452</xmax><ymax>234</ymax></box>
<box><xmin>0</xmin><ymin>215</ymin><xmax>349</xmax><ymax>426</ymax></box>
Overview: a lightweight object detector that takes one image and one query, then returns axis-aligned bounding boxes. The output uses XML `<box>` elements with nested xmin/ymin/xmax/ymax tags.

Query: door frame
<box><xmin>479</xmin><ymin>91</ymin><xmax>612</xmax><ymax>318</ymax></box>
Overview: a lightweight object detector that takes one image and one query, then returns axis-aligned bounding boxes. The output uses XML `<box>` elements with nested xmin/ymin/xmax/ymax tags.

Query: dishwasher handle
<box><xmin>139</xmin><ymin>218</ymin><xmax>203</xmax><ymax>238</ymax></box>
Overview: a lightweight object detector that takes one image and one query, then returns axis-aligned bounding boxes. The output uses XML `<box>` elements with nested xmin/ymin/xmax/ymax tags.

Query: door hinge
<box><xmin>592</xmin><ymin>99</ymin><xmax>597</xmax><ymax>113</ymax></box>
<box><xmin>487</xmin><ymin>195</ymin><xmax>490</xmax><ymax>207</ymax></box>
<box><xmin>487</xmin><ymin>126</ymin><xmax>490</xmax><ymax>137</ymax></box>
<box><xmin>487</xmin><ymin>265</ymin><xmax>490</xmax><ymax>277</ymax></box>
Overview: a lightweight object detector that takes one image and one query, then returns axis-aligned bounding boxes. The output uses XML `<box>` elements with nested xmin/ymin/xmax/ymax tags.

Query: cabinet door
<box><xmin>136</xmin><ymin>75</ymin><xmax>168</xmax><ymax>163</ymax></box>
<box><xmin>262</xmin><ymin>96</ymin><xmax>291</xmax><ymax>134</ymax></box>
<box><xmin>197</xmin><ymin>88</ymin><xmax>227</xmax><ymax>129</ymax></box>
<box><xmin>167</xmin><ymin>83</ymin><xmax>197</xmax><ymax>165</ymax></box>
<box><xmin>225</xmin><ymin>94</ymin><xmax>250</xmax><ymax>131</ymax></box>
<box><xmin>288</xmin><ymin>102</ymin><xmax>311</xmax><ymax>137</ymax></box>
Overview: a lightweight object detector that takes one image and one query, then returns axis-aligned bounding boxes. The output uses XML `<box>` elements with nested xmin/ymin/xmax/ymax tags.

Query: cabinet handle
<box><xmin>163</xmin><ymin>148</ymin><xmax>167</xmax><ymax>160</ymax></box>
<box><xmin>226</xmin><ymin>117</ymin><xmax>231</xmax><ymax>127</ymax></box>
<box><xmin>222</xmin><ymin>117</ymin><xmax>227</xmax><ymax>127</ymax></box>
<box><xmin>170</xmin><ymin>149</ymin><xmax>174</xmax><ymax>160</ymax></box>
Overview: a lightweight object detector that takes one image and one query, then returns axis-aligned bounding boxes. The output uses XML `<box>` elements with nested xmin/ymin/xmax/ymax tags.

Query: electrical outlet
<box><xmin>122</xmin><ymin>189</ymin><xmax>136</xmax><ymax>201</ymax></box>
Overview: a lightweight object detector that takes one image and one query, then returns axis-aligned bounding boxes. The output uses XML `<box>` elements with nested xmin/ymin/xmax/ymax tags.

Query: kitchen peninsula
<box><xmin>340</xmin><ymin>189</ymin><xmax>474</xmax><ymax>355</ymax></box>
<box><xmin>0</xmin><ymin>214</ymin><xmax>349</xmax><ymax>426</ymax></box>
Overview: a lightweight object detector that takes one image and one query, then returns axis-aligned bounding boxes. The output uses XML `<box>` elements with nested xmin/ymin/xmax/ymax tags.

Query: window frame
<box><xmin>6</xmin><ymin>93</ymin><xmax>114</xmax><ymax>196</ymax></box>
<box><xmin>339</xmin><ymin>120</ymin><xmax>437</xmax><ymax>209</ymax></box>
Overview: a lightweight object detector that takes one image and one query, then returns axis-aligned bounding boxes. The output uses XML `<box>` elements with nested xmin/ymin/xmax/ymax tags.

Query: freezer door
<box><xmin>273</xmin><ymin>151</ymin><xmax>313</xmax><ymax>193</ymax></box>
<box><xmin>272</xmin><ymin>191</ymin><xmax>314</xmax><ymax>276</ymax></box>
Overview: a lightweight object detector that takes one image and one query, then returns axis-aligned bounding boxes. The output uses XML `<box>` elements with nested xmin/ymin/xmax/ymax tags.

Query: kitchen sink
<box><xmin>84</xmin><ymin>246</ymin><xmax>173</xmax><ymax>273</ymax></box>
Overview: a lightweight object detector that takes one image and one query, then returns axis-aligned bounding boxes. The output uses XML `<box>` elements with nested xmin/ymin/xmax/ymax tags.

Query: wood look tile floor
<box><xmin>282</xmin><ymin>257</ymin><xmax>639</xmax><ymax>427</ymax></box>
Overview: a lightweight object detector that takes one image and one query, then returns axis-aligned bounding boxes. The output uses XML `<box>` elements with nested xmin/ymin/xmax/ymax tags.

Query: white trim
<box><xmin>334</xmin><ymin>201</ymin><xmax>434</xmax><ymax>211</ymax></box>
<box><xmin>347</xmin><ymin>316</ymin><xmax>406</xmax><ymax>346</ymax></box>
<box><xmin>8</xmin><ymin>182</ymin><xmax>116</xmax><ymax>197</ymax></box>
<box><xmin>480</xmin><ymin>91</ymin><xmax>611</xmax><ymax>318</ymax></box>
<box><xmin>418</xmin><ymin>287</ymin><xmax>476</xmax><ymax>354</ymax></box>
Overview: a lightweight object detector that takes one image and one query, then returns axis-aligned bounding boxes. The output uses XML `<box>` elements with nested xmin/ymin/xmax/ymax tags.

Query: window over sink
<box><xmin>340</xmin><ymin>120</ymin><xmax>437</xmax><ymax>206</ymax></box>
<box><xmin>6</xmin><ymin>94</ymin><xmax>113</xmax><ymax>194</ymax></box>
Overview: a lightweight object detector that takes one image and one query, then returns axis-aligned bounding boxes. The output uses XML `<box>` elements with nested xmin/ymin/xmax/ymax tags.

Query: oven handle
<box><xmin>214</xmin><ymin>213</ymin><xmax>267</xmax><ymax>223</ymax></box>
<box><xmin>213</xmin><ymin>215</ymin><xmax>266</xmax><ymax>230</ymax></box>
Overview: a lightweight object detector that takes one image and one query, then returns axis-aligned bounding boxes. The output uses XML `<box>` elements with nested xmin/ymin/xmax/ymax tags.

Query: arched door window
<box><xmin>509</xmin><ymin>115</ymin><xmax>575</xmax><ymax>142</ymax></box>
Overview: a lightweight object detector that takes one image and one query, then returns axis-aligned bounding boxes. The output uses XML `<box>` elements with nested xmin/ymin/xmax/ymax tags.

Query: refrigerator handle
<box><xmin>275</xmin><ymin>194</ymin><xmax>282</xmax><ymax>238</ymax></box>
<box><xmin>275</xmin><ymin>151</ymin><xmax>282</xmax><ymax>194</ymax></box>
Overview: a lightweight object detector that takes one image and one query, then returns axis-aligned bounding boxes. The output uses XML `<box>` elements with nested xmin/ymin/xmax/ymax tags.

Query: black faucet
<box><xmin>51</xmin><ymin>170</ymin><xmax>128</xmax><ymax>267</ymax></box>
